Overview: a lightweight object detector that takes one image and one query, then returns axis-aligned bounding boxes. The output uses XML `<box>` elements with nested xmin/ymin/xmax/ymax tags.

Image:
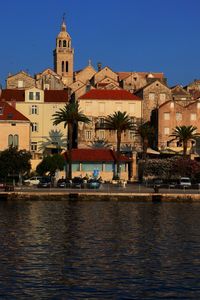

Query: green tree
<box><xmin>170</xmin><ymin>125</ymin><xmax>200</xmax><ymax>158</ymax></box>
<box><xmin>89</xmin><ymin>138</ymin><xmax>112</xmax><ymax>149</ymax></box>
<box><xmin>52</xmin><ymin>101</ymin><xmax>90</xmax><ymax>179</ymax></box>
<box><xmin>0</xmin><ymin>146</ymin><xmax>31</xmax><ymax>181</ymax></box>
<box><xmin>104</xmin><ymin>111</ymin><xmax>134</xmax><ymax>177</ymax></box>
<box><xmin>36</xmin><ymin>154</ymin><xmax>65</xmax><ymax>177</ymax></box>
<box><xmin>39</xmin><ymin>129</ymin><xmax>67</xmax><ymax>155</ymax></box>
<box><xmin>137</xmin><ymin>121</ymin><xmax>155</xmax><ymax>160</ymax></box>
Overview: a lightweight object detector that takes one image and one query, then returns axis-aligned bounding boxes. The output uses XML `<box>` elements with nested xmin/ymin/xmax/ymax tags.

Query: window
<box><xmin>29</xmin><ymin>91</ymin><xmax>40</xmax><ymax>101</ymax></box>
<box><xmin>18</xmin><ymin>80</ymin><xmax>23</xmax><ymax>88</ymax></box>
<box><xmin>149</xmin><ymin>93</ymin><xmax>155</xmax><ymax>100</ymax></box>
<box><xmin>99</xmin><ymin>130</ymin><xmax>105</xmax><ymax>139</ymax></box>
<box><xmin>176</xmin><ymin>112</ymin><xmax>182</xmax><ymax>121</ymax></box>
<box><xmin>164</xmin><ymin>112</ymin><xmax>170</xmax><ymax>120</ymax></box>
<box><xmin>31</xmin><ymin>142</ymin><xmax>37</xmax><ymax>151</ymax></box>
<box><xmin>129</xmin><ymin>103</ymin><xmax>135</xmax><ymax>114</ymax></box>
<box><xmin>29</xmin><ymin>92</ymin><xmax>34</xmax><ymax>100</ymax></box>
<box><xmin>31</xmin><ymin>122</ymin><xmax>38</xmax><ymax>132</ymax></box>
<box><xmin>8</xmin><ymin>134</ymin><xmax>13</xmax><ymax>147</ymax></box>
<box><xmin>130</xmin><ymin>131</ymin><xmax>135</xmax><ymax>140</ymax></box>
<box><xmin>63</xmin><ymin>40</ymin><xmax>66</xmax><ymax>47</ymax></box>
<box><xmin>59</xmin><ymin>40</ymin><xmax>61</xmax><ymax>47</ymax></box>
<box><xmin>62</xmin><ymin>61</ymin><xmax>64</xmax><ymax>72</ymax></box>
<box><xmin>0</xmin><ymin>107</ymin><xmax>3</xmax><ymax>115</ymax></box>
<box><xmin>8</xmin><ymin>134</ymin><xmax>18</xmax><ymax>147</ymax></box>
<box><xmin>31</xmin><ymin>105</ymin><xmax>38</xmax><ymax>114</ymax></box>
<box><xmin>99</xmin><ymin>102</ymin><xmax>105</xmax><ymax>113</ymax></box>
<box><xmin>164</xmin><ymin>127</ymin><xmax>170</xmax><ymax>135</ymax></box>
<box><xmin>85</xmin><ymin>130</ymin><xmax>92</xmax><ymax>140</ymax></box>
<box><xmin>160</xmin><ymin>93</ymin><xmax>166</xmax><ymax>101</ymax></box>
<box><xmin>14</xmin><ymin>135</ymin><xmax>19</xmax><ymax>147</ymax></box>
<box><xmin>191</xmin><ymin>113</ymin><xmax>197</xmax><ymax>121</ymax></box>
<box><xmin>66</xmin><ymin>61</ymin><xmax>68</xmax><ymax>72</ymax></box>
<box><xmin>115</xmin><ymin>102</ymin><xmax>122</xmax><ymax>111</ymax></box>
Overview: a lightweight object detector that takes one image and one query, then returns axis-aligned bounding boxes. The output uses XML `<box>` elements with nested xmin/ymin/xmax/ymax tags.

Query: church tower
<box><xmin>53</xmin><ymin>17</ymin><xmax>74</xmax><ymax>86</ymax></box>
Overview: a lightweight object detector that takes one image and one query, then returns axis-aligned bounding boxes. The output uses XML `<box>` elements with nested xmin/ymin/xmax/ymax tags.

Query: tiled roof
<box><xmin>44</xmin><ymin>90</ymin><xmax>69</xmax><ymax>102</ymax></box>
<box><xmin>79</xmin><ymin>89</ymin><xmax>141</xmax><ymax>100</ymax></box>
<box><xmin>64</xmin><ymin>149</ymin><xmax>131</xmax><ymax>162</ymax></box>
<box><xmin>117</xmin><ymin>72</ymin><xmax>164</xmax><ymax>81</ymax></box>
<box><xmin>0</xmin><ymin>101</ymin><xmax>29</xmax><ymax>121</ymax></box>
<box><xmin>0</xmin><ymin>89</ymin><xmax>69</xmax><ymax>103</ymax></box>
<box><xmin>1</xmin><ymin>89</ymin><xmax>25</xmax><ymax>101</ymax></box>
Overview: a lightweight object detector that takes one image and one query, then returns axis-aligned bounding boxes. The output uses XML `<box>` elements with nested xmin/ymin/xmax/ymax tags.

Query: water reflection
<box><xmin>0</xmin><ymin>200</ymin><xmax>199</xmax><ymax>299</ymax></box>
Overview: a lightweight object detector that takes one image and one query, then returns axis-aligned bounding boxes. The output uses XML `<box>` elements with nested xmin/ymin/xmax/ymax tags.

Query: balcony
<box><xmin>95</xmin><ymin>122</ymin><xmax>108</xmax><ymax>130</ymax></box>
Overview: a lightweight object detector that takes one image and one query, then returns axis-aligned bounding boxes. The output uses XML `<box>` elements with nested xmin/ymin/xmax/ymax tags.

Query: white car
<box><xmin>180</xmin><ymin>177</ymin><xmax>191</xmax><ymax>188</ymax></box>
<box><xmin>24</xmin><ymin>176</ymin><xmax>42</xmax><ymax>186</ymax></box>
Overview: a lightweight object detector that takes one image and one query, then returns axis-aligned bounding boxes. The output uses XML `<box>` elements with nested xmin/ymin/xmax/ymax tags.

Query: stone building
<box><xmin>6</xmin><ymin>71</ymin><xmax>35</xmax><ymax>90</ymax></box>
<box><xmin>158</xmin><ymin>99</ymin><xmax>200</xmax><ymax>152</ymax></box>
<box><xmin>78</xmin><ymin>89</ymin><xmax>142</xmax><ymax>151</ymax></box>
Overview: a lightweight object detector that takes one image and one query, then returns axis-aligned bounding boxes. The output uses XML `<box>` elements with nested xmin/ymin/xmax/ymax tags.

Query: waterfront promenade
<box><xmin>1</xmin><ymin>183</ymin><xmax>200</xmax><ymax>201</ymax></box>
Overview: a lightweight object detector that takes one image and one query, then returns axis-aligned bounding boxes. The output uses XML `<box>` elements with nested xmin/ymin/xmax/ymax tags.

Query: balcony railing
<box><xmin>95</xmin><ymin>122</ymin><xmax>108</xmax><ymax>130</ymax></box>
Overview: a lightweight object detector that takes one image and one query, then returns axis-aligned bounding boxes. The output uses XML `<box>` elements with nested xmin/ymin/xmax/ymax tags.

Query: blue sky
<box><xmin>0</xmin><ymin>0</ymin><xmax>200</xmax><ymax>87</ymax></box>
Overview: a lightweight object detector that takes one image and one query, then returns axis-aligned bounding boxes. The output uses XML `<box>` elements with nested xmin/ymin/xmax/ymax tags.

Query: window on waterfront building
<box><xmin>66</xmin><ymin>61</ymin><xmax>68</xmax><ymax>72</ymax></box>
<box><xmin>176</xmin><ymin>112</ymin><xmax>182</xmax><ymax>121</ymax></box>
<box><xmin>29</xmin><ymin>92</ymin><xmax>34</xmax><ymax>100</ymax></box>
<box><xmin>35</xmin><ymin>92</ymin><xmax>40</xmax><ymax>100</ymax></box>
<box><xmin>160</xmin><ymin>93</ymin><xmax>166</xmax><ymax>101</ymax></box>
<box><xmin>62</xmin><ymin>61</ymin><xmax>64</xmax><ymax>73</ymax></box>
<box><xmin>29</xmin><ymin>92</ymin><xmax>40</xmax><ymax>101</ymax></box>
<box><xmin>31</xmin><ymin>105</ymin><xmax>38</xmax><ymax>115</ymax></box>
<box><xmin>164</xmin><ymin>112</ymin><xmax>170</xmax><ymax>120</ymax></box>
<box><xmin>31</xmin><ymin>122</ymin><xmax>38</xmax><ymax>132</ymax></box>
<box><xmin>14</xmin><ymin>135</ymin><xmax>19</xmax><ymax>147</ymax></box>
<box><xmin>85</xmin><ymin>130</ymin><xmax>92</xmax><ymax>140</ymax></box>
<box><xmin>191</xmin><ymin>113</ymin><xmax>197</xmax><ymax>121</ymax></box>
<box><xmin>8</xmin><ymin>134</ymin><xmax>13</xmax><ymax>147</ymax></box>
<box><xmin>99</xmin><ymin>102</ymin><xmax>105</xmax><ymax>113</ymax></box>
<box><xmin>164</xmin><ymin>127</ymin><xmax>170</xmax><ymax>135</ymax></box>
<box><xmin>31</xmin><ymin>142</ymin><xmax>37</xmax><ymax>151</ymax></box>
<box><xmin>99</xmin><ymin>130</ymin><xmax>105</xmax><ymax>139</ymax></box>
<box><xmin>149</xmin><ymin>93</ymin><xmax>155</xmax><ymax>100</ymax></box>
<box><xmin>18</xmin><ymin>80</ymin><xmax>23</xmax><ymax>88</ymax></box>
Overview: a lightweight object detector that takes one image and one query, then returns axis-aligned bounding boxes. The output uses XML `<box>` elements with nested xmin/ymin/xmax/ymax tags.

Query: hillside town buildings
<box><xmin>1</xmin><ymin>18</ymin><xmax>200</xmax><ymax>179</ymax></box>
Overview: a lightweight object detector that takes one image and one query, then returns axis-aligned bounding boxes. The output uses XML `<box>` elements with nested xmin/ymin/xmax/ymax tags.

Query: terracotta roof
<box><xmin>117</xmin><ymin>71</ymin><xmax>164</xmax><ymax>81</ymax></box>
<box><xmin>79</xmin><ymin>89</ymin><xmax>141</xmax><ymax>100</ymax></box>
<box><xmin>64</xmin><ymin>149</ymin><xmax>131</xmax><ymax>162</ymax></box>
<box><xmin>44</xmin><ymin>90</ymin><xmax>69</xmax><ymax>102</ymax></box>
<box><xmin>1</xmin><ymin>89</ymin><xmax>25</xmax><ymax>101</ymax></box>
<box><xmin>0</xmin><ymin>100</ymin><xmax>29</xmax><ymax>121</ymax></box>
<box><xmin>0</xmin><ymin>89</ymin><xmax>69</xmax><ymax>103</ymax></box>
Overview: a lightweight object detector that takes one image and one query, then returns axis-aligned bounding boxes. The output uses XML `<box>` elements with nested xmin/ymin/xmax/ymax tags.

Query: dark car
<box><xmin>72</xmin><ymin>177</ymin><xmax>84</xmax><ymax>188</ymax></box>
<box><xmin>57</xmin><ymin>178</ymin><xmax>72</xmax><ymax>188</ymax></box>
<box><xmin>87</xmin><ymin>179</ymin><xmax>101</xmax><ymax>189</ymax></box>
<box><xmin>37</xmin><ymin>177</ymin><xmax>52</xmax><ymax>188</ymax></box>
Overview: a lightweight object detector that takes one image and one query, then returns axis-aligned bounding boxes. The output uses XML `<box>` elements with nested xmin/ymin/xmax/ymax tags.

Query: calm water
<box><xmin>0</xmin><ymin>199</ymin><xmax>200</xmax><ymax>299</ymax></box>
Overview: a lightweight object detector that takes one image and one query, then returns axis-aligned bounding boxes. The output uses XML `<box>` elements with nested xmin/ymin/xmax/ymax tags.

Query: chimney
<box><xmin>97</xmin><ymin>62</ymin><xmax>102</xmax><ymax>72</ymax></box>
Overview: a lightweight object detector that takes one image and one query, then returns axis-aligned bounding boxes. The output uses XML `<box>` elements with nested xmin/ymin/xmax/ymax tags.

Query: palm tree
<box><xmin>170</xmin><ymin>125</ymin><xmax>200</xmax><ymax>158</ymax></box>
<box><xmin>52</xmin><ymin>101</ymin><xmax>90</xmax><ymax>178</ymax></box>
<box><xmin>104</xmin><ymin>111</ymin><xmax>134</xmax><ymax>177</ymax></box>
<box><xmin>39</xmin><ymin>129</ymin><xmax>67</xmax><ymax>155</ymax></box>
<box><xmin>137</xmin><ymin>121</ymin><xmax>155</xmax><ymax>160</ymax></box>
<box><xmin>89</xmin><ymin>138</ymin><xmax>112</xmax><ymax>149</ymax></box>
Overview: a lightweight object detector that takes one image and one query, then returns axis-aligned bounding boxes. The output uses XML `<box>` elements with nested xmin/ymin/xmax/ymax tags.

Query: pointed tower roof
<box><xmin>57</xmin><ymin>16</ymin><xmax>71</xmax><ymax>40</ymax></box>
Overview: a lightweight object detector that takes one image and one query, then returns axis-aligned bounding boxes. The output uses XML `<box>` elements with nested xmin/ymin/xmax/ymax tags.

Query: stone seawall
<box><xmin>1</xmin><ymin>191</ymin><xmax>200</xmax><ymax>202</ymax></box>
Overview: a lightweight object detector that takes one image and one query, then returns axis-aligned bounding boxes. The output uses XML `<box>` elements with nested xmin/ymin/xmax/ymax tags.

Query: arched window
<box><xmin>66</xmin><ymin>61</ymin><xmax>68</xmax><ymax>72</ymax></box>
<box><xmin>62</xmin><ymin>61</ymin><xmax>65</xmax><ymax>72</ymax></box>
<box><xmin>59</xmin><ymin>40</ymin><xmax>61</xmax><ymax>47</ymax></box>
<box><xmin>63</xmin><ymin>40</ymin><xmax>66</xmax><ymax>47</ymax></box>
<box><xmin>14</xmin><ymin>135</ymin><xmax>19</xmax><ymax>147</ymax></box>
<box><xmin>8</xmin><ymin>134</ymin><xmax>13</xmax><ymax>147</ymax></box>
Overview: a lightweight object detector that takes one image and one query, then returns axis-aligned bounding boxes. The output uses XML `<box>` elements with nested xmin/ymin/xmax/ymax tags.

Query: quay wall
<box><xmin>1</xmin><ymin>192</ymin><xmax>200</xmax><ymax>202</ymax></box>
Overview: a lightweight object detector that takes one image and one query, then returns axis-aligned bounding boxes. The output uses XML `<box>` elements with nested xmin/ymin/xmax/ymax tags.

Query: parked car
<box><xmin>87</xmin><ymin>179</ymin><xmax>101</xmax><ymax>189</ymax></box>
<box><xmin>72</xmin><ymin>177</ymin><xmax>84</xmax><ymax>188</ymax></box>
<box><xmin>57</xmin><ymin>178</ymin><xmax>72</xmax><ymax>188</ymax></box>
<box><xmin>179</xmin><ymin>177</ymin><xmax>191</xmax><ymax>188</ymax></box>
<box><xmin>37</xmin><ymin>177</ymin><xmax>52</xmax><ymax>188</ymax></box>
<box><xmin>24</xmin><ymin>176</ymin><xmax>42</xmax><ymax>186</ymax></box>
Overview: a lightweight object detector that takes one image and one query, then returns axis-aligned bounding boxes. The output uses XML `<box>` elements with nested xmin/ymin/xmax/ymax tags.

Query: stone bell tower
<box><xmin>53</xmin><ymin>16</ymin><xmax>74</xmax><ymax>86</ymax></box>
